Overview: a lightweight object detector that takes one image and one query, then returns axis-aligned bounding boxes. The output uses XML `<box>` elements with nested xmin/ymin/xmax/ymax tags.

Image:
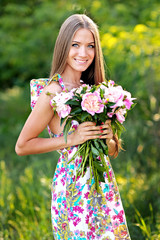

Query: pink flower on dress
<box><xmin>105</xmin><ymin>207</ymin><xmax>111</xmax><ymax>215</ymax></box>
<box><xmin>55</xmin><ymin>209</ymin><xmax>58</xmax><ymax>215</ymax></box>
<box><xmin>89</xmin><ymin>210</ymin><xmax>94</xmax><ymax>217</ymax></box>
<box><xmin>87</xmin><ymin>231</ymin><xmax>95</xmax><ymax>239</ymax></box>
<box><xmin>109</xmin><ymin>170</ymin><xmax>112</xmax><ymax>179</ymax></box>
<box><xmin>106</xmin><ymin>191</ymin><xmax>114</xmax><ymax>201</ymax></box>
<box><xmin>115</xmin><ymin>201</ymin><xmax>120</xmax><ymax>207</ymax></box>
<box><xmin>75</xmin><ymin>230</ymin><xmax>80</xmax><ymax>235</ymax></box>
<box><xmin>113</xmin><ymin>220</ymin><xmax>119</xmax><ymax>228</ymax></box>
<box><xmin>62</xmin><ymin>223</ymin><xmax>67</xmax><ymax>230</ymax></box>
<box><xmin>31</xmin><ymin>100</ymin><xmax>36</xmax><ymax>109</ymax></box>
<box><xmin>85</xmin><ymin>214</ymin><xmax>89</xmax><ymax>224</ymax></box>
<box><xmin>73</xmin><ymin>206</ymin><xmax>84</xmax><ymax>214</ymax></box>
<box><xmin>61</xmin><ymin>178</ymin><xmax>65</xmax><ymax>186</ymax></box>
<box><xmin>73</xmin><ymin>217</ymin><xmax>81</xmax><ymax>226</ymax></box>
<box><xmin>113</xmin><ymin>210</ymin><xmax>124</xmax><ymax>223</ymax></box>
<box><xmin>59</xmin><ymin>167</ymin><xmax>65</xmax><ymax>174</ymax></box>
<box><xmin>90</xmin><ymin>226</ymin><xmax>95</xmax><ymax>232</ymax></box>
<box><xmin>69</xmin><ymin>211</ymin><xmax>74</xmax><ymax>217</ymax></box>
<box><xmin>84</xmin><ymin>192</ymin><xmax>89</xmax><ymax>199</ymax></box>
<box><xmin>81</xmin><ymin>91</ymin><xmax>104</xmax><ymax>116</ymax></box>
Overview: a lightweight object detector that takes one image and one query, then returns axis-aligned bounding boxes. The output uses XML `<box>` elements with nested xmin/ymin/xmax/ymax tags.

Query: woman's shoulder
<box><xmin>45</xmin><ymin>80</ymin><xmax>62</xmax><ymax>94</ymax></box>
<box><xmin>30</xmin><ymin>76</ymin><xmax>62</xmax><ymax>110</ymax></box>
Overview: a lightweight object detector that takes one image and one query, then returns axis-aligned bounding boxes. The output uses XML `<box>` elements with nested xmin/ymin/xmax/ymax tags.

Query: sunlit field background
<box><xmin>0</xmin><ymin>0</ymin><xmax>160</xmax><ymax>239</ymax></box>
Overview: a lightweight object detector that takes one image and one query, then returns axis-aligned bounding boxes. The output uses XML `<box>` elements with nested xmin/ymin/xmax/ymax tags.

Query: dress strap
<box><xmin>48</xmin><ymin>73</ymin><xmax>66</xmax><ymax>91</ymax></box>
<box><xmin>30</xmin><ymin>73</ymin><xmax>66</xmax><ymax>110</ymax></box>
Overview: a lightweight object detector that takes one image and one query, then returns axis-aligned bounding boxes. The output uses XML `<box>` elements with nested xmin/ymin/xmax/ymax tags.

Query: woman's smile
<box><xmin>74</xmin><ymin>58</ymin><xmax>88</xmax><ymax>64</ymax></box>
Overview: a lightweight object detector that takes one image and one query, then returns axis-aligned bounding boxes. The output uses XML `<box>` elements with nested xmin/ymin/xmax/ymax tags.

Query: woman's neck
<box><xmin>61</xmin><ymin>67</ymin><xmax>82</xmax><ymax>88</ymax></box>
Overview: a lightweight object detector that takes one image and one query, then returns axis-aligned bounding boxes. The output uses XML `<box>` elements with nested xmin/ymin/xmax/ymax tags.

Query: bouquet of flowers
<box><xmin>50</xmin><ymin>80</ymin><xmax>136</xmax><ymax>192</ymax></box>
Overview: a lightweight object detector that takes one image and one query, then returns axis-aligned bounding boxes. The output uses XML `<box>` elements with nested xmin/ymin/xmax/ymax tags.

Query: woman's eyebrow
<box><xmin>72</xmin><ymin>40</ymin><xmax>95</xmax><ymax>44</ymax></box>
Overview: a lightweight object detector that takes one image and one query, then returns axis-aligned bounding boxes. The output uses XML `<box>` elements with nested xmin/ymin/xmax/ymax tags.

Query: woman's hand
<box><xmin>70</xmin><ymin>120</ymin><xmax>118</xmax><ymax>157</ymax></box>
<box><xmin>70</xmin><ymin>121</ymin><xmax>104</xmax><ymax>145</ymax></box>
<box><xmin>100</xmin><ymin>120</ymin><xmax>113</xmax><ymax>143</ymax></box>
<box><xmin>70</xmin><ymin>120</ymin><xmax>113</xmax><ymax>145</ymax></box>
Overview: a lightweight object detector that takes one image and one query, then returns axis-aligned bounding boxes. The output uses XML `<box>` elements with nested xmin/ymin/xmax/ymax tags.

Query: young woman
<box><xmin>16</xmin><ymin>14</ymin><xmax>131</xmax><ymax>240</ymax></box>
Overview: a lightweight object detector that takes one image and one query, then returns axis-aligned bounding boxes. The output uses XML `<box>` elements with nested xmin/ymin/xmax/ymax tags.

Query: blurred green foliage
<box><xmin>0</xmin><ymin>0</ymin><xmax>160</xmax><ymax>239</ymax></box>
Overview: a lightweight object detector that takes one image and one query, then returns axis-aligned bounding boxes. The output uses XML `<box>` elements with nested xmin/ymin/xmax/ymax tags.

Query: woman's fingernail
<box><xmin>99</xmin><ymin>135</ymin><xmax>102</xmax><ymax>138</ymax></box>
<box><xmin>100</xmin><ymin>126</ymin><xmax>103</xmax><ymax>129</ymax></box>
<box><xmin>100</xmin><ymin>130</ymin><xmax>103</xmax><ymax>133</ymax></box>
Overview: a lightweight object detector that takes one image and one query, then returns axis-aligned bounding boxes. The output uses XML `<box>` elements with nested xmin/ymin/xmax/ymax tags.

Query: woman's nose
<box><xmin>79</xmin><ymin>46</ymin><xmax>87</xmax><ymax>57</ymax></box>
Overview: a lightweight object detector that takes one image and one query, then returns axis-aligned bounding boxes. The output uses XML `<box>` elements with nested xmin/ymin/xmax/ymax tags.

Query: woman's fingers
<box><xmin>73</xmin><ymin>121</ymin><xmax>114</xmax><ymax>144</ymax></box>
<box><xmin>98</xmin><ymin>122</ymin><xmax>113</xmax><ymax>139</ymax></box>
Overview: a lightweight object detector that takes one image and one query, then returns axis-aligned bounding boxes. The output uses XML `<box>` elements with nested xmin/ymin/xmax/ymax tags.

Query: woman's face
<box><xmin>66</xmin><ymin>28</ymin><xmax>95</xmax><ymax>74</ymax></box>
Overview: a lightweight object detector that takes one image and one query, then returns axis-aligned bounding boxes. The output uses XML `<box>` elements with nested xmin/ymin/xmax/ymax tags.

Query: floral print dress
<box><xmin>30</xmin><ymin>74</ymin><xmax>131</xmax><ymax>240</ymax></box>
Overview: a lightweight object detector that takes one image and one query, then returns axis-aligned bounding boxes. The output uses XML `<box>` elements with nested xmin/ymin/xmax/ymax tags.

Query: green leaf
<box><xmin>65</xmin><ymin>99</ymin><xmax>80</xmax><ymax>106</ymax></box>
<box><xmin>93</xmin><ymin>139</ymin><xmax>100</xmax><ymax>149</ymax></box>
<box><xmin>93</xmin><ymin>160</ymin><xmax>105</xmax><ymax>172</ymax></box>
<box><xmin>81</xmin><ymin>111</ymin><xmax>90</xmax><ymax>121</ymax></box>
<box><xmin>70</xmin><ymin>107</ymin><xmax>82</xmax><ymax>115</ymax></box>
<box><xmin>97</xmin><ymin>171</ymin><xmax>105</xmax><ymax>182</ymax></box>
<box><xmin>98</xmin><ymin>139</ymin><xmax>105</xmax><ymax>148</ymax></box>
<box><xmin>90</xmin><ymin>85</ymin><xmax>96</xmax><ymax>92</ymax></box>
<box><xmin>60</xmin><ymin>116</ymin><xmax>67</xmax><ymax>126</ymax></box>
<box><xmin>63</xmin><ymin>119</ymin><xmax>72</xmax><ymax>143</ymax></box>
<box><xmin>100</xmin><ymin>88</ymin><xmax>104</xmax><ymax>98</ymax></box>
<box><xmin>91</xmin><ymin>144</ymin><xmax>99</xmax><ymax>156</ymax></box>
<box><xmin>130</xmin><ymin>102</ymin><xmax>137</xmax><ymax>110</ymax></box>
<box><xmin>107</xmin><ymin>102</ymin><xmax>116</xmax><ymax>107</ymax></box>
<box><xmin>96</xmin><ymin>113</ymin><xmax>106</xmax><ymax>123</ymax></box>
<box><xmin>99</xmin><ymin>139</ymin><xmax>108</xmax><ymax>154</ymax></box>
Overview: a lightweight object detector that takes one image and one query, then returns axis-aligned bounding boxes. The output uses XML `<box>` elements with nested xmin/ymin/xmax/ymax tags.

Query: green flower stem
<box><xmin>68</xmin><ymin>144</ymin><xmax>85</xmax><ymax>164</ymax></box>
<box><xmin>99</xmin><ymin>152</ymin><xmax>111</xmax><ymax>182</ymax></box>
<box><xmin>91</xmin><ymin>156</ymin><xmax>100</xmax><ymax>193</ymax></box>
<box><xmin>89</xmin><ymin>151</ymin><xmax>93</xmax><ymax>185</ymax></box>
<box><xmin>81</xmin><ymin>141</ymin><xmax>90</xmax><ymax>177</ymax></box>
<box><xmin>69</xmin><ymin>141</ymin><xmax>111</xmax><ymax>194</ymax></box>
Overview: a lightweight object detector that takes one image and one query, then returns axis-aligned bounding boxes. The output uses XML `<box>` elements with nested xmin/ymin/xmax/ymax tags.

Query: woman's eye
<box><xmin>88</xmin><ymin>45</ymin><xmax>95</xmax><ymax>48</ymax></box>
<box><xmin>72</xmin><ymin>43</ymin><xmax>79</xmax><ymax>47</ymax></box>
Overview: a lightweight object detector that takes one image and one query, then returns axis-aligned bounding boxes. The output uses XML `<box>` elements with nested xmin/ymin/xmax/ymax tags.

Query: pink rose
<box><xmin>124</xmin><ymin>98</ymin><xmax>133</xmax><ymax>109</ymax></box>
<box><xmin>107</xmin><ymin>112</ymin><xmax>114</xmax><ymax>118</ymax></box>
<box><xmin>123</xmin><ymin>90</ymin><xmax>135</xmax><ymax>109</ymax></box>
<box><xmin>107</xmin><ymin>86</ymin><xmax>124</xmax><ymax>104</ymax></box>
<box><xmin>81</xmin><ymin>91</ymin><xmax>104</xmax><ymax>116</ymax></box>
<box><xmin>115</xmin><ymin>108</ymin><xmax>126</xmax><ymax>123</ymax></box>
<box><xmin>57</xmin><ymin>104</ymin><xmax>71</xmax><ymax>118</ymax></box>
<box><xmin>50</xmin><ymin>91</ymin><xmax>73</xmax><ymax>118</ymax></box>
<box><xmin>108</xmin><ymin>80</ymin><xmax>115</xmax><ymax>87</ymax></box>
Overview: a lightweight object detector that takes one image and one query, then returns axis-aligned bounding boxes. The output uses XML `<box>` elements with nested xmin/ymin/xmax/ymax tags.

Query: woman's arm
<box><xmin>15</xmin><ymin>82</ymin><xmax>106</xmax><ymax>156</ymax></box>
<box><xmin>15</xmin><ymin>82</ymin><xmax>61</xmax><ymax>155</ymax></box>
<box><xmin>15</xmin><ymin>120</ymin><xmax>107</xmax><ymax>156</ymax></box>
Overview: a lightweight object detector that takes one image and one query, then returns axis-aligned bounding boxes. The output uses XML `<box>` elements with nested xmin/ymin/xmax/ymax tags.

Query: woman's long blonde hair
<box><xmin>50</xmin><ymin>14</ymin><xmax>106</xmax><ymax>85</ymax></box>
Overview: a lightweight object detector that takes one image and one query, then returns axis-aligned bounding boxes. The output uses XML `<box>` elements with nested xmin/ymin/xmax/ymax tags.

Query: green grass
<box><xmin>0</xmin><ymin>86</ymin><xmax>159</xmax><ymax>239</ymax></box>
